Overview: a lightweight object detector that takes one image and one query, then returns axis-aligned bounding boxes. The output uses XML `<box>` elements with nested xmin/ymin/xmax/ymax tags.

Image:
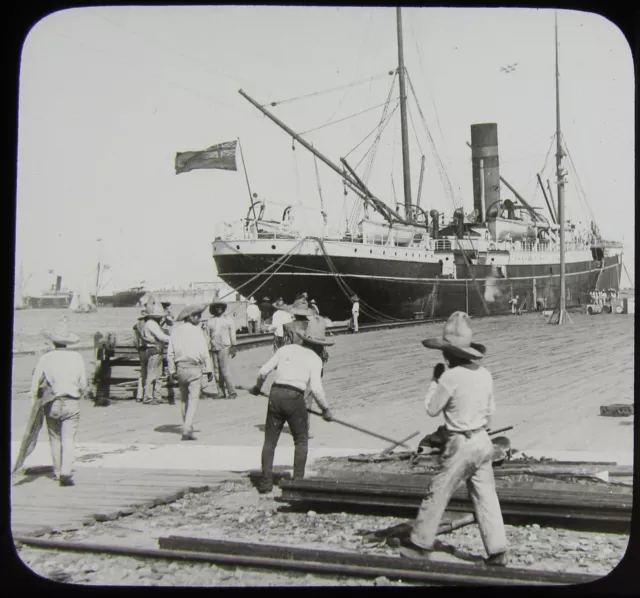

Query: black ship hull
<box><xmin>213</xmin><ymin>252</ymin><xmax>622</xmax><ymax>322</ymax></box>
<box><xmin>97</xmin><ymin>289</ymin><xmax>147</xmax><ymax>308</ymax></box>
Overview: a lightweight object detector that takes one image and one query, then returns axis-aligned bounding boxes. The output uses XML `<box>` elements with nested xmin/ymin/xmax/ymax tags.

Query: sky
<box><xmin>15</xmin><ymin>6</ymin><xmax>634</xmax><ymax>296</ymax></box>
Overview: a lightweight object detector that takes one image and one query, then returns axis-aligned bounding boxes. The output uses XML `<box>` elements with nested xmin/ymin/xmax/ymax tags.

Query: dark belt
<box><xmin>271</xmin><ymin>382</ymin><xmax>305</xmax><ymax>396</ymax></box>
<box><xmin>447</xmin><ymin>426</ymin><xmax>486</xmax><ymax>439</ymax></box>
<box><xmin>145</xmin><ymin>346</ymin><xmax>163</xmax><ymax>355</ymax></box>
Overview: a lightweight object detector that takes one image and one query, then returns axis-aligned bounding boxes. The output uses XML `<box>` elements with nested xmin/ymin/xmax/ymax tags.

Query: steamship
<box><xmin>211</xmin><ymin>9</ymin><xmax>623</xmax><ymax>322</ymax></box>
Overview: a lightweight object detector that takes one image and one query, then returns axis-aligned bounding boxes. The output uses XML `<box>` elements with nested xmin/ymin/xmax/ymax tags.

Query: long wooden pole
<box><xmin>416</xmin><ymin>155</ymin><xmax>426</xmax><ymax>209</ymax></box>
<box><xmin>237</xmin><ymin>138</ymin><xmax>258</xmax><ymax>222</ymax></box>
<box><xmin>396</xmin><ymin>7</ymin><xmax>413</xmax><ymax>221</ymax></box>
<box><xmin>537</xmin><ymin>173</ymin><xmax>557</xmax><ymax>224</ymax></box>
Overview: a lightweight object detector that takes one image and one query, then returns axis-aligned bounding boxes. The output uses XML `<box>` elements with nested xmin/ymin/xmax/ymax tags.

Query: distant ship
<box><xmin>96</xmin><ymin>286</ymin><xmax>147</xmax><ymax>308</ymax></box>
<box><xmin>24</xmin><ymin>275</ymin><xmax>73</xmax><ymax>309</ymax></box>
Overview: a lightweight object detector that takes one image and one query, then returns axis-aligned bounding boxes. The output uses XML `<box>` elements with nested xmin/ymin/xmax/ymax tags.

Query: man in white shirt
<box><xmin>246</xmin><ymin>297</ymin><xmax>261</xmax><ymax>334</ymax></box>
<box><xmin>350</xmin><ymin>295</ymin><xmax>360</xmax><ymax>332</ymax></box>
<box><xmin>132</xmin><ymin>308</ymin><xmax>147</xmax><ymax>402</ymax></box>
<box><xmin>28</xmin><ymin>318</ymin><xmax>89</xmax><ymax>486</ymax></box>
<box><xmin>249</xmin><ymin>316</ymin><xmax>335</xmax><ymax>494</ymax></box>
<box><xmin>141</xmin><ymin>296</ymin><xmax>170</xmax><ymax>404</ymax></box>
<box><xmin>269</xmin><ymin>298</ymin><xmax>294</xmax><ymax>352</ymax></box>
<box><xmin>167</xmin><ymin>304</ymin><xmax>213</xmax><ymax>440</ymax></box>
<box><xmin>398</xmin><ymin>312</ymin><xmax>508</xmax><ymax>567</ymax></box>
<box><xmin>206</xmin><ymin>301</ymin><xmax>238</xmax><ymax>399</ymax></box>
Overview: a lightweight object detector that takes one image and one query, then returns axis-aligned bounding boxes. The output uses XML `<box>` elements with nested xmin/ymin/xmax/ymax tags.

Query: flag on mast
<box><xmin>175</xmin><ymin>140</ymin><xmax>238</xmax><ymax>174</ymax></box>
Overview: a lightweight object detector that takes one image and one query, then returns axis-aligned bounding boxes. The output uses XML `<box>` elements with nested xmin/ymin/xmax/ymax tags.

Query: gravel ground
<box><xmin>15</xmin><ymin>478</ymin><xmax>630</xmax><ymax>587</ymax></box>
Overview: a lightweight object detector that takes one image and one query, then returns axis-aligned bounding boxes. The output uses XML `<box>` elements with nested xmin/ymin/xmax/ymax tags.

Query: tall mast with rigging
<box><xmin>396</xmin><ymin>7</ymin><xmax>413</xmax><ymax>222</ymax></box>
<box><xmin>551</xmin><ymin>10</ymin><xmax>570</xmax><ymax>325</ymax></box>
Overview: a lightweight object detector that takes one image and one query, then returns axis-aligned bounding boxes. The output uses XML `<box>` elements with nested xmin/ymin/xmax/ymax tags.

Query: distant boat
<box><xmin>70</xmin><ymin>284</ymin><xmax>97</xmax><ymax>313</ymax></box>
<box><xmin>97</xmin><ymin>286</ymin><xmax>147</xmax><ymax>307</ymax></box>
<box><xmin>25</xmin><ymin>274</ymin><xmax>73</xmax><ymax>309</ymax></box>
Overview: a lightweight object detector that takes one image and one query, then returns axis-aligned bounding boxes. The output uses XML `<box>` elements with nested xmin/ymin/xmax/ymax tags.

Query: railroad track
<box><xmin>14</xmin><ymin>535</ymin><xmax>599</xmax><ymax>586</ymax></box>
<box><xmin>277</xmin><ymin>476</ymin><xmax>632</xmax><ymax>532</ymax></box>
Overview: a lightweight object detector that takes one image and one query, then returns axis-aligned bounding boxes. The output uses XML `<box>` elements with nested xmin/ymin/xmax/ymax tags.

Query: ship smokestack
<box><xmin>429</xmin><ymin>210</ymin><xmax>440</xmax><ymax>239</ymax></box>
<box><xmin>55</xmin><ymin>276</ymin><xmax>62</xmax><ymax>292</ymax></box>
<box><xmin>470</xmin><ymin>123</ymin><xmax>500</xmax><ymax>222</ymax></box>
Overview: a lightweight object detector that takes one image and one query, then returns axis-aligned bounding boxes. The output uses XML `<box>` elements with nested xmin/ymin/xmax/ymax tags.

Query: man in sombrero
<box><xmin>15</xmin><ymin>317</ymin><xmax>89</xmax><ymax>486</ymax></box>
<box><xmin>206</xmin><ymin>300</ymin><xmax>238</xmax><ymax>399</ymax></box>
<box><xmin>398</xmin><ymin>311</ymin><xmax>509</xmax><ymax>567</ymax></box>
<box><xmin>269</xmin><ymin>298</ymin><xmax>293</xmax><ymax>353</ymax></box>
<box><xmin>249</xmin><ymin>316</ymin><xmax>335</xmax><ymax>494</ymax></box>
<box><xmin>167</xmin><ymin>304</ymin><xmax>213</xmax><ymax>440</ymax></box>
<box><xmin>140</xmin><ymin>296</ymin><xmax>170</xmax><ymax>405</ymax></box>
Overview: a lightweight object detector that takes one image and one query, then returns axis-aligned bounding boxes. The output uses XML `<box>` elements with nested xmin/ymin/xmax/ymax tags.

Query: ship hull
<box><xmin>97</xmin><ymin>289</ymin><xmax>147</xmax><ymax>308</ymax></box>
<box><xmin>213</xmin><ymin>251</ymin><xmax>622</xmax><ymax>321</ymax></box>
<box><xmin>26</xmin><ymin>295</ymin><xmax>72</xmax><ymax>309</ymax></box>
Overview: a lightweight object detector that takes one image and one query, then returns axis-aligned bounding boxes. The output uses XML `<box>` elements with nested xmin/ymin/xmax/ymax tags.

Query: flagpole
<box><xmin>237</xmin><ymin>138</ymin><xmax>258</xmax><ymax>222</ymax></box>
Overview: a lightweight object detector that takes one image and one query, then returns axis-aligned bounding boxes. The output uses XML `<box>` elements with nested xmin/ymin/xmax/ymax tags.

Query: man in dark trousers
<box><xmin>398</xmin><ymin>311</ymin><xmax>508</xmax><ymax>567</ymax></box>
<box><xmin>249</xmin><ymin>316</ymin><xmax>335</xmax><ymax>494</ymax></box>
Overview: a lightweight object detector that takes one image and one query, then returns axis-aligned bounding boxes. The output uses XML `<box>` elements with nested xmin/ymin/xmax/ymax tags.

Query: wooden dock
<box><xmin>11</xmin><ymin>468</ymin><xmax>243</xmax><ymax>538</ymax></box>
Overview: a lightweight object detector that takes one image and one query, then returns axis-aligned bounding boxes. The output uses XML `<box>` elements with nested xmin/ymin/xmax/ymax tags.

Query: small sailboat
<box><xmin>70</xmin><ymin>281</ymin><xmax>97</xmax><ymax>313</ymax></box>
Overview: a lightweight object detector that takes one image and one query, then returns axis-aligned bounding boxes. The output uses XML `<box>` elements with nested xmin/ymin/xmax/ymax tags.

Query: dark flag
<box><xmin>175</xmin><ymin>140</ymin><xmax>238</xmax><ymax>174</ymax></box>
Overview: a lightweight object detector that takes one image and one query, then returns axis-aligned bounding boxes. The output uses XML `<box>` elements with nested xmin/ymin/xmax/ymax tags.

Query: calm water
<box><xmin>12</xmin><ymin>302</ymin><xmax>250</xmax><ymax>354</ymax></box>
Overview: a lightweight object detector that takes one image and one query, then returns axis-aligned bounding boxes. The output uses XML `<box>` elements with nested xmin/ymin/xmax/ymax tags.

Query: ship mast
<box><xmin>396</xmin><ymin>7</ymin><xmax>413</xmax><ymax>222</ymax></box>
<box><xmin>552</xmin><ymin>10</ymin><xmax>570</xmax><ymax>325</ymax></box>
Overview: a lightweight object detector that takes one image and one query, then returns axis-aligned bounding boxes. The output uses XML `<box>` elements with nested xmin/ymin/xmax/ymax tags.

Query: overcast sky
<box><xmin>15</xmin><ymin>6</ymin><xmax>634</xmax><ymax>295</ymax></box>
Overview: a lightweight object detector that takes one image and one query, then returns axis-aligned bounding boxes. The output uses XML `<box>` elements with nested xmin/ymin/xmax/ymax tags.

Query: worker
<box><xmin>160</xmin><ymin>302</ymin><xmax>176</xmax><ymax>405</ymax></box>
<box><xmin>270</xmin><ymin>298</ymin><xmax>294</xmax><ymax>352</ymax></box>
<box><xmin>206</xmin><ymin>300</ymin><xmax>238</xmax><ymax>399</ymax></box>
<box><xmin>167</xmin><ymin>303</ymin><xmax>213</xmax><ymax>440</ymax></box>
<box><xmin>259</xmin><ymin>296</ymin><xmax>274</xmax><ymax>333</ymax></box>
<box><xmin>132</xmin><ymin>308</ymin><xmax>148</xmax><ymax>403</ymax></box>
<box><xmin>349</xmin><ymin>295</ymin><xmax>360</xmax><ymax>333</ymax></box>
<box><xmin>246</xmin><ymin>296</ymin><xmax>261</xmax><ymax>334</ymax></box>
<box><xmin>398</xmin><ymin>311</ymin><xmax>508</xmax><ymax>567</ymax></box>
<box><xmin>141</xmin><ymin>296</ymin><xmax>170</xmax><ymax>405</ymax></box>
<box><xmin>27</xmin><ymin>317</ymin><xmax>89</xmax><ymax>486</ymax></box>
<box><xmin>509</xmin><ymin>295</ymin><xmax>519</xmax><ymax>315</ymax></box>
<box><xmin>249</xmin><ymin>316</ymin><xmax>335</xmax><ymax>493</ymax></box>
<box><xmin>309</xmin><ymin>299</ymin><xmax>320</xmax><ymax>316</ymax></box>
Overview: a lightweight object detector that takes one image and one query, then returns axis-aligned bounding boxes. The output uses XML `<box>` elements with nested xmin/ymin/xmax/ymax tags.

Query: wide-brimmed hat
<box><xmin>42</xmin><ymin>316</ymin><xmax>79</xmax><ymax>345</ymax></box>
<box><xmin>272</xmin><ymin>299</ymin><xmax>288</xmax><ymax>310</ymax></box>
<box><xmin>262</xmin><ymin>297</ymin><xmax>270</xmax><ymax>302</ymax></box>
<box><xmin>351</xmin><ymin>295</ymin><xmax>360</xmax><ymax>302</ymax></box>
<box><xmin>310</xmin><ymin>299</ymin><xmax>317</xmax><ymax>305</ymax></box>
<box><xmin>421</xmin><ymin>311</ymin><xmax>485</xmax><ymax>360</ymax></box>
<box><xmin>249</xmin><ymin>297</ymin><xmax>256</xmax><ymax>304</ymax></box>
<box><xmin>298</xmin><ymin>315</ymin><xmax>334</xmax><ymax>346</ymax></box>
<box><xmin>145</xmin><ymin>296</ymin><xmax>165</xmax><ymax>319</ymax></box>
<box><xmin>209</xmin><ymin>301</ymin><xmax>228</xmax><ymax>314</ymax></box>
<box><xmin>177</xmin><ymin>303</ymin><xmax>208</xmax><ymax>322</ymax></box>
<box><xmin>287</xmin><ymin>298</ymin><xmax>315</xmax><ymax>317</ymax></box>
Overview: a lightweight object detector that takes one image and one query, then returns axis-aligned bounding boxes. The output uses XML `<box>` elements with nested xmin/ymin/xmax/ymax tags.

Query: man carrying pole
<box><xmin>249</xmin><ymin>316</ymin><xmax>335</xmax><ymax>494</ymax></box>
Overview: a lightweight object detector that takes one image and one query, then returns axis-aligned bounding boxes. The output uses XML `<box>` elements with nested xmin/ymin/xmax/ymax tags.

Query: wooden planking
<box><xmin>11</xmin><ymin>467</ymin><xmax>243</xmax><ymax>538</ymax></box>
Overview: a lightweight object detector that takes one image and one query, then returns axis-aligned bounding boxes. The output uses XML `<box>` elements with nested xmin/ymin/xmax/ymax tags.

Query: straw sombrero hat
<box><xmin>298</xmin><ymin>315</ymin><xmax>334</xmax><ymax>346</ymax></box>
<box><xmin>421</xmin><ymin>311</ymin><xmax>486</xmax><ymax>360</ymax></box>
<box><xmin>177</xmin><ymin>303</ymin><xmax>208</xmax><ymax>322</ymax></box>
<box><xmin>262</xmin><ymin>297</ymin><xmax>270</xmax><ymax>302</ymax></box>
<box><xmin>287</xmin><ymin>298</ymin><xmax>315</xmax><ymax>317</ymax></box>
<box><xmin>272</xmin><ymin>299</ymin><xmax>289</xmax><ymax>310</ymax></box>
<box><xmin>351</xmin><ymin>295</ymin><xmax>360</xmax><ymax>302</ymax></box>
<box><xmin>145</xmin><ymin>296</ymin><xmax>165</xmax><ymax>319</ymax></box>
<box><xmin>209</xmin><ymin>301</ymin><xmax>228</xmax><ymax>314</ymax></box>
<box><xmin>42</xmin><ymin>316</ymin><xmax>79</xmax><ymax>345</ymax></box>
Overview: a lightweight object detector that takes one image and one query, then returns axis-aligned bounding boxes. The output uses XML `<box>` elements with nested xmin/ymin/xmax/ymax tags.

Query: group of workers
<box><xmin>17</xmin><ymin>286</ymin><xmax>509</xmax><ymax>567</ymax></box>
<box><xmin>590</xmin><ymin>288</ymin><xmax>619</xmax><ymax>306</ymax></box>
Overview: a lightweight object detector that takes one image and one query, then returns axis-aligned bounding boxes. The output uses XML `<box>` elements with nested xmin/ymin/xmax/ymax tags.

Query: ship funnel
<box><xmin>55</xmin><ymin>276</ymin><xmax>62</xmax><ymax>292</ymax></box>
<box><xmin>470</xmin><ymin>123</ymin><xmax>500</xmax><ymax>222</ymax></box>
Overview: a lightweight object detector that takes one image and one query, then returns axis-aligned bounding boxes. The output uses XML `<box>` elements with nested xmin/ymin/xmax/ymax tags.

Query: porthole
<box><xmin>446</xmin><ymin>257</ymin><xmax>449</xmax><ymax>261</ymax></box>
<box><xmin>271</xmin><ymin>245</ymin><xmax>276</xmax><ymax>250</ymax></box>
<box><xmin>383</xmin><ymin>251</ymin><xmax>386</xmax><ymax>255</ymax></box>
<box><xmin>236</xmin><ymin>245</ymin><xmax>240</xmax><ymax>250</ymax></box>
<box><xmin>370</xmin><ymin>250</ymin><xmax>372</xmax><ymax>254</ymax></box>
<box><xmin>354</xmin><ymin>249</ymin><xmax>357</xmax><ymax>253</ymax></box>
<box><xmin>491</xmin><ymin>258</ymin><xmax>495</xmax><ymax>262</ymax></box>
